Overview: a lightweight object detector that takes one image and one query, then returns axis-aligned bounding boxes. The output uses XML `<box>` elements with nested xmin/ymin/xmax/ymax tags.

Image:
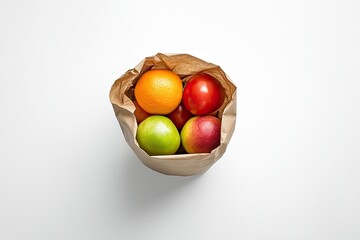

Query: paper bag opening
<box><xmin>110</xmin><ymin>53</ymin><xmax>237</xmax><ymax>176</ymax></box>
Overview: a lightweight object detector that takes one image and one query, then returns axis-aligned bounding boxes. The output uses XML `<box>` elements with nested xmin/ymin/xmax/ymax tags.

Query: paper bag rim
<box><xmin>110</xmin><ymin>53</ymin><xmax>237</xmax><ymax>176</ymax></box>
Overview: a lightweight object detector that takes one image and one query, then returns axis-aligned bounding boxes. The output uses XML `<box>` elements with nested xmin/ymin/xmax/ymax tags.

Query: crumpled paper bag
<box><xmin>110</xmin><ymin>53</ymin><xmax>236</xmax><ymax>176</ymax></box>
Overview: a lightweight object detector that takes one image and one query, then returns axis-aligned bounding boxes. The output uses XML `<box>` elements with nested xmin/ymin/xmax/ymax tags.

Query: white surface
<box><xmin>1</xmin><ymin>0</ymin><xmax>360</xmax><ymax>239</ymax></box>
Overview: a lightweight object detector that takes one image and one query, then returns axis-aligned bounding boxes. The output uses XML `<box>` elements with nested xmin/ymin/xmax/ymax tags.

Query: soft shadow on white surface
<box><xmin>111</xmin><ymin>148</ymin><xmax>203</xmax><ymax>217</ymax></box>
<box><xmin>2</xmin><ymin>0</ymin><xmax>360</xmax><ymax>238</ymax></box>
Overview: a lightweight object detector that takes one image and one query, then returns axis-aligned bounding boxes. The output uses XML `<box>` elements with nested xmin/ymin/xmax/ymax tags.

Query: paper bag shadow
<box><xmin>120</xmin><ymin>150</ymin><xmax>202</xmax><ymax>216</ymax></box>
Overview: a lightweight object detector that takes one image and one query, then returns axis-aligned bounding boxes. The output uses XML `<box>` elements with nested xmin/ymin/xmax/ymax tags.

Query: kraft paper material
<box><xmin>109</xmin><ymin>53</ymin><xmax>237</xmax><ymax>176</ymax></box>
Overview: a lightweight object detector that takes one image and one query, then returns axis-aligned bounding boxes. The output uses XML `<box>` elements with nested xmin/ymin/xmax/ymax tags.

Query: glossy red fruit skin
<box><xmin>183</xmin><ymin>73</ymin><xmax>225</xmax><ymax>115</ymax></box>
<box><xmin>167</xmin><ymin>102</ymin><xmax>194</xmax><ymax>130</ymax></box>
<box><xmin>181</xmin><ymin>116</ymin><xmax>221</xmax><ymax>153</ymax></box>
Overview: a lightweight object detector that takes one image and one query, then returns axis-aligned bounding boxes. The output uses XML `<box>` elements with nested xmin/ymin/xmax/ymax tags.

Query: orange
<box><xmin>133</xmin><ymin>100</ymin><xmax>151</xmax><ymax>124</ymax></box>
<box><xmin>134</xmin><ymin>69</ymin><xmax>183</xmax><ymax>115</ymax></box>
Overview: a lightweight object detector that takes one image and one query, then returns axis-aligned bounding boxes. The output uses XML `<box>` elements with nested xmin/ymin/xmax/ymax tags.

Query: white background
<box><xmin>1</xmin><ymin>0</ymin><xmax>360</xmax><ymax>239</ymax></box>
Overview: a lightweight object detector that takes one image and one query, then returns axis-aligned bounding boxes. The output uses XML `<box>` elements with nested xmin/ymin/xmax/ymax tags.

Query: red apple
<box><xmin>183</xmin><ymin>73</ymin><xmax>225</xmax><ymax>115</ymax></box>
<box><xmin>167</xmin><ymin>102</ymin><xmax>193</xmax><ymax>130</ymax></box>
<box><xmin>181</xmin><ymin>116</ymin><xmax>221</xmax><ymax>153</ymax></box>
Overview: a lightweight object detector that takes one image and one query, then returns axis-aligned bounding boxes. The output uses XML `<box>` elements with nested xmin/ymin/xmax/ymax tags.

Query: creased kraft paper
<box><xmin>109</xmin><ymin>53</ymin><xmax>237</xmax><ymax>176</ymax></box>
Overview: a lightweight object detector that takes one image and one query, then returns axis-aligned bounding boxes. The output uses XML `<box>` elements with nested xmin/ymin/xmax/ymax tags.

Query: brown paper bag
<box><xmin>109</xmin><ymin>53</ymin><xmax>237</xmax><ymax>176</ymax></box>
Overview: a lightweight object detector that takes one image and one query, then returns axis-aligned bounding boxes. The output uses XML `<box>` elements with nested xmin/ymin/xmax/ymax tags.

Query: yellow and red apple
<box><xmin>181</xmin><ymin>116</ymin><xmax>221</xmax><ymax>153</ymax></box>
